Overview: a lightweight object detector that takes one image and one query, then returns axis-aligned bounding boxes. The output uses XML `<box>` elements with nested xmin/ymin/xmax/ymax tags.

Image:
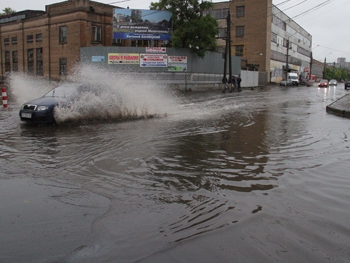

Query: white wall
<box><xmin>241</xmin><ymin>70</ymin><xmax>259</xmax><ymax>87</ymax></box>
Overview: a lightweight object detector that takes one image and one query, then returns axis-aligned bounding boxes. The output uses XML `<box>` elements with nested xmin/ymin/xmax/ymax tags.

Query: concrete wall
<box><xmin>80</xmin><ymin>46</ymin><xmax>246</xmax><ymax>91</ymax></box>
<box><xmin>80</xmin><ymin>46</ymin><xmax>241</xmax><ymax>74</ymax></box>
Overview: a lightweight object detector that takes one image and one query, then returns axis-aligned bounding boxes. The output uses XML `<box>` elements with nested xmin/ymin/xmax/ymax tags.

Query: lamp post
<box><xmin>323</xmin><ymin>52</ymin><xmax>332</xmax><ymax>79</ymax></box>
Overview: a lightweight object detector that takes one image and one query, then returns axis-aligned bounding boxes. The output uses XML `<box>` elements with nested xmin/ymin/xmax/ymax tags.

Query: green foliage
<box><xmin>0</xmin><ymin>7</ymin><xmax>16</xmax><ymax>15</ymax></box>
<box><xmin>150</xmin><ymin>0</ymin><xmax>218</xmax><ymax>59</ymax></box>
<box><xmin>324</xmin><ymin>67</ymin><xmax>350</xmax><ymax>81</ymax></box>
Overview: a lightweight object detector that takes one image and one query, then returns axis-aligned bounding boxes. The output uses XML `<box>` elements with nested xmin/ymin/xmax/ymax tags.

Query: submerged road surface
<box><xmin>1</xmin><ymin>82</ymin><xmax>350</xmax><ymax>263</ymax></box>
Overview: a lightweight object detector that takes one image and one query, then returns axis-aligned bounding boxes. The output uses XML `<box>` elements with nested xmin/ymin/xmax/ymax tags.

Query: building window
<box><xmin>5</xmin><ymin>51</ymin><xmax>11</xmax><ymax>72</ymax></box>
<box><xmin>204</xmin><ymin>8</ymin><xmax>229</xmax><ymax>19</ymax></box>
<box><xmin>236</xmin><ymin>6</ymin><xmax>245</xmax><ymax>18</ymax></box>
<box><xmin>92</xmin><ymin>26</ymin><xmax>102</xmax><ymax>42</ymax></box>
<box><xmin>12</xmin><ymin>37</ymin><xmax>17</xmax><ymax>45</ymax></box>
<box><xmin>27</xmin><ymin>49</ymin><xmax>34</xmax><ymax>74</ymax></box>
<box><xmin>218</xmin><ymin>28</ymin><xmax>226</xmax><ymax>38</ymax></box>
<box><xmin>236</xmin><ymin>26</ymin><xmax>244</xmax><ymax>37</ymax></box>
<box><xmin>235</xmin><ymin>45</ymin><xmax>244</xmax><ymax>56</ymax></box>
<box><xmin>112</xmin><ymin>39</ymin><xmax>122</xmax><ymax>46</ymax></box>
<box><xmin>27</xmin><ymin>35</ymin><xmax>33</xmax><ymax>43</ymax></box>
<box><xmin>271</xmin><ymin>32</ymin><xmax>277</xmax><ymax>43</ymax></box>
<box><xmin>4</xmin><ymin>38</ymin><xmax>10</xmax><ymax>45</ymax></box>
<box><xmin>59</xmin><ymin>26</ymin><xmax>67</xmax><ymax>43</ymax></box>
<box><xmin>36</xmin><ymin>33</ymin><xmax>42</xmax><ymax>42</ymax></box>
<box><xmin>36</xmin><ymin>48</ymin><xmax>43</xmax><ymax>75</ymax></box>
<box><xmin>59</xmin><ymin>58</ymin><xmax>67</xmax><ymax>75</ymax></box>
<box><xmin>12</xmin><ymin>51</ymin><xmax>18</xmax><ymax>72</ymax></box>
<box><xmin>272</xmin><ymin>15</ymin><xmax>286</xmax><ymax>30</ymax></box>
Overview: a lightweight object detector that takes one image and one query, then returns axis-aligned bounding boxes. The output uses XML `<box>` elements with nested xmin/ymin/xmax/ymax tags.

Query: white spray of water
<box><xmin>9</xmin><ymin>64</ymin><xmax>181</xmax><ymax>124</ymax></box>
<box><xmin>7</xmin><ymin>73</ymin><xmax>56</xmax><ymax>105</ymax></box>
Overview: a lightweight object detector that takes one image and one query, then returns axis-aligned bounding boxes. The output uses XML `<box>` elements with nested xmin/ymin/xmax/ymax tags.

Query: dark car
<box><xmin>318</xmin><ymin>79</ymin><xmax>329</xmax><ymax>88</ymax></box>
<box><xmin>19</xmin><ymin>83</ymin><xmax>102</xmax><ymax>124</ymax></box>
<box><xmin>345</xmin><ymin>80</ymin><xmax>350</xmax><ymax>90</ymax></box>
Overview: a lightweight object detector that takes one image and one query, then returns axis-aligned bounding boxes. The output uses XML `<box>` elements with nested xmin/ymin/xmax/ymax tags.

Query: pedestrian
<box><xmin>232</xmin><ymin>76</ymin><xmax>237</xmax><ymax>92</ymax></box>
<box><xmin>237</xmin><ymin>75</ymin><xmax>242</xmax><ymax>90</ymax></box>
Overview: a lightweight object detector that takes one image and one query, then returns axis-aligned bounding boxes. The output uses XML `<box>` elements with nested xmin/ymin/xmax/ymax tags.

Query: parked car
<box><xmin>345</xmin><ymin>80</ymin><xmax>350</xmax><ymax>90</ymax></box>
<box><xmin>329</xmin><ymin>79</ymin><xmax>337</xmax><ymax>86</ymax></box>
<box><xmin>280</xmin><ymin>79</ymin><xmax>292</xmax><ymax>86</ymax></box>
<box><xmin>318</xmin><ymin>79</ymin><xmax>329</xmax><ymax>88</ymax></box>
<box><xmin>19</xmin><ymin>83</ymin><xmax>106</xmax><ymax>124</ymax></box>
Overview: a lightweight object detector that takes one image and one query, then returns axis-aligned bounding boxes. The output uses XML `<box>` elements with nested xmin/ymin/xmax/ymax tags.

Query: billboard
<box><xmin>108</xmin><ymin>53</ymin><xmax>140</xmax><ymax>64</ymax></box>
<box><xmin>113</xmin><ymin>9</ymin><xmax>172</xmax><ymax>41</ymax></box>
<box><xmin>140</xmin><ymin>54</ymin><xmax>168</xmax><ymax>67</ymax></box>
<box><xmin>168</xmin><ymin>56</ymin><xmax>187</xmax><ymax>72</ymax></box>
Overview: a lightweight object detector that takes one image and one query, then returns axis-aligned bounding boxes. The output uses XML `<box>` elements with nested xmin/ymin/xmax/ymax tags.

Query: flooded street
<box><xmin>1</xmin><ymin>79</ymin><xmax>350</xmax><ymax>262</ymax></box>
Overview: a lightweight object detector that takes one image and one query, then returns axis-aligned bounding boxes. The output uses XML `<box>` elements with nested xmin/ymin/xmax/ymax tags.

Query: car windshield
<box><xmin>44</xmin><ymin>84</ymin><xmax>81</xmax><ymax>98</ymax></box>
<box><xmin>289</xmin><ymin>76</ymin><xmax>298</xmax><ymax>79</ymax></box>
<box><xmin>320</xmin><ymin>80</ymin><xmax>327</xmax><ymax>82</ymax></box>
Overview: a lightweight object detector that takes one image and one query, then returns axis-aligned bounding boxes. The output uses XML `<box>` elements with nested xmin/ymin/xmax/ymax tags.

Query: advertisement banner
<box><xmin>108</xmin><ymin>53</ymin><xmax>140</xmax><ymax>64</ymax></box>
<box><xmin>113</xmin><ymin>9</ymin><xmax>172</xmax><ymax>41</ymax></box>
<box><xmin>91</xmin><ymin>56</ymin><xmax>105</xmax><ymax>62</ymax></box>
<box><xmin>140</xmin><ymin>54</ymin><xmax>167</xmax><ymax>67</ymax></box>
<box><xmin>168</xmin><ymin>56</ymin><xmax>187</xmax><ymax>71</ymax></box>
<box><xmin>146</xmin><ymin>47</ymin><xmax>166</xmax><ymax>53</ymax></box>
<box><xmin>168</xmin><ymin>56</ymin><xmax>187</xmax><ymax>64</ymax></box>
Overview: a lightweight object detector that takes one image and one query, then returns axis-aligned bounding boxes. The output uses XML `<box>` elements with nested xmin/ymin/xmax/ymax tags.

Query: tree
<box><xmin>0</xmin><ymin>7</ymin><xmax>16</xmax><ymax>15</ymax></box>
<box><xmin>150</xmin><ymin>0</ymin><xmax>218</xmax><ymax>59</ymax></box>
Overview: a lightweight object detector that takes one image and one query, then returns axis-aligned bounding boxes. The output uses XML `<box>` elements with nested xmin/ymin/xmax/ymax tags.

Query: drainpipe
<box><xmin>48</xmin><ymin>13</ymin><xmax>51</xmax><ymax>80</ymax></box>
<box><xmin>22</xmin><ymin>20</ymin><xmax>25</xmax><ymax>72</ymax></box>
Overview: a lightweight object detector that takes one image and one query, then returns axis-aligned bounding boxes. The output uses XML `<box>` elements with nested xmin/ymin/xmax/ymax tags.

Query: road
<box><xmin>1</xmin><ymin>82</ymin><xmax>350</xmax><ymax>263</ymax></box>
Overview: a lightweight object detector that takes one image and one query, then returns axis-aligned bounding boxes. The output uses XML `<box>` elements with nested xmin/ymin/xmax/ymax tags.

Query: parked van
<box><xmin>287</xmin><ymin>72</ymin><xmax>299</xmax><ymax>86</ymax></box>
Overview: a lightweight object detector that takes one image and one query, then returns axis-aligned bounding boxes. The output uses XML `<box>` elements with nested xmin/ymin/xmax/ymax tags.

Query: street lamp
<box><xmin>253</xmin><ymin>51</ymin><xmax>263</xmax><ymax>61</ymax></box>
<box><xmin>323</xmin><ymin>52</ymin><xmax>332</xmax><ymax>79</ymax></box>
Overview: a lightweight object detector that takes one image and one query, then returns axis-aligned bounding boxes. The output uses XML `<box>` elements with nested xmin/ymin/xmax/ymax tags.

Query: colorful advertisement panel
<box><xmin>113</xmin><ymin>9</ymin><xmax>172</xmax><ymax>41</ymax></box>
<box><xmin>140</xmin><ymin>54</ymin><xmax>168</xmax><ymax>67</ymax></box>
<box><xmin>91</xmin><ymin>56</ymin><xmax>105</xmax><ymax>62</ymax></box>
<box><xmin>146</xmin><ymin>47</ymin><xmax>166</xmax><ymax>53</ymax></box>
<box><xmin>108</xmin><ymin>53</ymin><xmax>140</xmax><ymax>64</ymax></box>
<box><xmin>168</xmin><ymin>56</ymin><xmax>187</xmax><ymax>72</ymax></box>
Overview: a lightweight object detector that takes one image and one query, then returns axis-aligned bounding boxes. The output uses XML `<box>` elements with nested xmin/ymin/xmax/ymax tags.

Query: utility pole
<box><xmin>222</xmin><ymin>11</ymin><xmax>232</xmax><ymax>93</ymax></box>
<box><xmin>228</xmin><ymin>11</ymin><xmax>232</xmax><ymax>92</ymax></box>
<box><xmin>285</xmin><ymin>39</ymin><xmax>289</xmax><ymax>81</ymax></box>
<box><xmin>309</xmin><ymin>51</ymin><xmax>313</xmax><ymax>77</ymax></box>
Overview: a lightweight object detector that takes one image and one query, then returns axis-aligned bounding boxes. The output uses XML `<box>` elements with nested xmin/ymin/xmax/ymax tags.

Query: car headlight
<box><xmin>37</xmin><ymin>106</ymin><xmax>49</xmax><ymax>111</ymax></box>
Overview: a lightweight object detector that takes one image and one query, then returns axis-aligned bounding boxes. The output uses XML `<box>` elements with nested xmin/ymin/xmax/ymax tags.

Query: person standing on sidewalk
<box><xmin>237</xmin><ymin>75</ymin><xmax>242</xmax><ymax>90</ymax></box>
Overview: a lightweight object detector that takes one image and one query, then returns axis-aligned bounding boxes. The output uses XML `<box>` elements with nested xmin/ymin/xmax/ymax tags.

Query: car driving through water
<box><xmin>19</xmin><ymin>83</ymin><xmax>107</xmax><ymax>124</ymax></box>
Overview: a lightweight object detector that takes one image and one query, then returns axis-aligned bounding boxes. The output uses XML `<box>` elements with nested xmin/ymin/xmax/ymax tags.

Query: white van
<box><xmin>287</xmin><ymin>73</ymin><xmax>299</xmax><ymax>86</ymax></box>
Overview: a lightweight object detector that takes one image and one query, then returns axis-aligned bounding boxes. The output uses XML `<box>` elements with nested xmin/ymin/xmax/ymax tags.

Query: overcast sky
<box><xmin>2</xmin><ymin>0</ymin><xmax>349</xmax><ymax>63</ymax></box>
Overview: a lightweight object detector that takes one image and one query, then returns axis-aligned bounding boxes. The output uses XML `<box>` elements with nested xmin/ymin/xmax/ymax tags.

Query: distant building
<box><xmin>210</xmin><ymin>0</ymin><xmax>313</xmax><ymax>83</ymax></box>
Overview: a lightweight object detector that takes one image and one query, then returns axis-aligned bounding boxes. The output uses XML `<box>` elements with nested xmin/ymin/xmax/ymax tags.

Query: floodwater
<box><xmin>1</xmin><ymin>72</ymin><xmax>350</xmax><ymax>263</ymax></box>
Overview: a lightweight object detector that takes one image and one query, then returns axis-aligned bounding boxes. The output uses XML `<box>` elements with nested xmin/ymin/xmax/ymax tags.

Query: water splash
<box><xmin>9</xmin><ymin>64</ymin><xmax>180</xmax><ymax>124</ymax></box>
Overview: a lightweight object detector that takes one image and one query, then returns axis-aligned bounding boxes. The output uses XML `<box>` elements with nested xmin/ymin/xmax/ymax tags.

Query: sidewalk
<box><xmin>326</xmin><ymin>93</ymin><xmax>350</xmax><ymax>118</ymax></box>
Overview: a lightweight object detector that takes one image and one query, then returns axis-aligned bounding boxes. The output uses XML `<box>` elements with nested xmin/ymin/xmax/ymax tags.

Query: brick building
<box><xmin>0</xmin><ymin>0</ymin><xmax>121</xmax><ymax>81</ymax></box>
<box><xmin>211</xmin><ymin>0</ymin><xmax>313</xmax><ymax>83</ymax></box>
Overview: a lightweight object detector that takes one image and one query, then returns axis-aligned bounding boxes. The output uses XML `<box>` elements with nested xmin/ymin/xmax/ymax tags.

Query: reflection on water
<box><xmin>1</xmin><ymin>81</ymin><xmax>350</xmax><ymax>262</ymax></box>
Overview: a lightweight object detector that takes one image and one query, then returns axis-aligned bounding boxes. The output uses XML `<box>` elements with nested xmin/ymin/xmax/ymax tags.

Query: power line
<box><xmin>291</xmin><ymin>0</ymin><xmax>334</xmax><ymax>19</ymax></box>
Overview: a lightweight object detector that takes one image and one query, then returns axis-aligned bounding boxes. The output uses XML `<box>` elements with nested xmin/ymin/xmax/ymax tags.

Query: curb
<box><xmin>326</xmin><ymin>94</ymin><xmax>350</xmax><ymax>118</ymax></box>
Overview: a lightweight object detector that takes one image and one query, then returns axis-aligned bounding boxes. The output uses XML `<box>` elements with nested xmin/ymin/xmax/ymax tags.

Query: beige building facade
<box><xmin>211</xmin><ymin>0</ymin><xmax>312</xmax><ymax>83</ymax></box>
